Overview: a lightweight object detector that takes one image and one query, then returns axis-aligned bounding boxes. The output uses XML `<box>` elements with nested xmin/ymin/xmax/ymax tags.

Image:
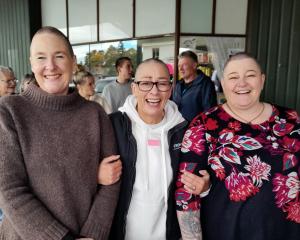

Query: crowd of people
<box><xmin>0</xmin><ymin>26</ymin><xmax>299</xmax><ymax>240</ymax></box>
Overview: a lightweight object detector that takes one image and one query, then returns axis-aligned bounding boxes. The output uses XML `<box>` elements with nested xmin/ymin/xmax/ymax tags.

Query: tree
<box><xmin>104</xmin><ymin>45</ymin><xmax>119</xmax><ymax>76</ymax></box>
<box><xmin>85</xmin><ymin>50</ymin><xmax>105</xmax><ymax>71</ymax></box>
<box><xmin>125</xmin><ymin>48</ymin><xmax>137</xmax><ymax>71</ymax></box>
<box><xmin>117</xmin><ymin>42</ymin><xmax>125</xmax><ymax>56</ymax></box>
<box><xmin>84</xmin><ymin>41</ymin><xmax>138</xmax><ymax>77</ymax></box>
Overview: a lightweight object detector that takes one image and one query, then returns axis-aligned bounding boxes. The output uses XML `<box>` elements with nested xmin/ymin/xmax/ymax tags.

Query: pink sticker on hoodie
<box><xmin>147</xmin><ymin>139</ymin><xmax>161</xmax><ymax>146</ymax></box>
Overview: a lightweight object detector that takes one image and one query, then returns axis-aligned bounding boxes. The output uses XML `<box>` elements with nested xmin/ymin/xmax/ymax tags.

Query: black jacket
<box><xmin>172</xmin><ymin>70</ymin><xmax>217</xmax><ymax>122</ymax></box>
<box><xmin>109</xmin><ymin>111</ymin><xmax>188</xmax><ymax>240</ymax></box>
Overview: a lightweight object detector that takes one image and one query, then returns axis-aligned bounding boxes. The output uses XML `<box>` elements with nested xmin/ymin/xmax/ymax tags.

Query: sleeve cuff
<box><xmin>199</xmin><ymin>184</ymin><xmax>211</xmax><ymax>198</ymax></box>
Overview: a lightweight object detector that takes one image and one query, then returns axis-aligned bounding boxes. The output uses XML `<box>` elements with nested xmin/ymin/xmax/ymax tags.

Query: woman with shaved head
<box><xmin>0</xmin><ymin>26</ymin><xmax>119</xmax><ymax>240</ymax></box>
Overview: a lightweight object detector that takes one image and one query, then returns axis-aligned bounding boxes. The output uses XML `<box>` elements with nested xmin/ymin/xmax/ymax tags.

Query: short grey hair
<box><xmin>0</xmin><ymin>66</ymin><xmax>14</xmax><ymax>75</ymax></box>
<box><xmin>73</xmin><ymin>71</ymin><xmax>94</xmax><ymax>85</ymax></box>
<box><xmin>223</xmin><ymin>52</ymin><xmax>262</xmax><ymax>73</ymax></box>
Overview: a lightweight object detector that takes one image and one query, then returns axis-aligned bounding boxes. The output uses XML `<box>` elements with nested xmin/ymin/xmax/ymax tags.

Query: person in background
<box><xmin>0</xmin><ymin>66</ymin><xmax>16</xmax><ymax>222</ymax></box>
<box><xmin>107</xmin><ymin>58</ymin><xmax>210</xmax><ymax>240</ymax></box>
<box><xmin>175</xmin><ymin>52</ymin><xmax>300</xmax><ymax>240</ymax></box>
<box><xmin>0</xmin><ymin>66</ymin><xmax>16</xmax><ymax>97</ymax></box>
<box><xmin>172</xmin><ymin>50</ymin><xmax>217</xmax><ymax>122</ymax></box>
<box><xmin>19</xmin><ymin>73</ymin><xmax>37</xmax><ymax>93</ymax></box>
<box><xmin>74</xmin><ymin>70</ymin><xmax>112</xmax><ymax>114</ymax></box>
<box><xmin>0</xmin><ymin>26</ymin><xmax>119</xmax><ymax>240</ymax></box>
<box><xmin>102</xmin><ymin>57</ymin><xmax>133</xmax><ymax>112</ymax></box>
<box><xmin>0</xmin><ymin>66</ymin><xmax>17</xmax><ymax>223</ymax></box>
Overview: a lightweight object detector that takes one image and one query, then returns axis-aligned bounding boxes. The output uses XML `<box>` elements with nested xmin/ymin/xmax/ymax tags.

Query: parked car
<box><xmin>95</xmin><ymin>77</ymin><xmax>115</xmax><ymax>94</ymax></box>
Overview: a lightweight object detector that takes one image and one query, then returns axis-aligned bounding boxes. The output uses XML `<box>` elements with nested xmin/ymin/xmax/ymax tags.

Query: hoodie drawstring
<box><xmin>144</xmin><ymin>128</ymin><xmax>150</xmax><ymax>191</ymax></box>
<box><xmin>160</xmin><ymin>127</ymin><xmax>168</xmax><ymax>208</ymax></box>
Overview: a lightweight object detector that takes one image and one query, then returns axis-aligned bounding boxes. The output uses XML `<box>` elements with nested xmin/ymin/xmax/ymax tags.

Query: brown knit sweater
<box><xmin>0</xmin><ymin>84</ymin><xmax>119</xmax><ymax>240</ymax></box>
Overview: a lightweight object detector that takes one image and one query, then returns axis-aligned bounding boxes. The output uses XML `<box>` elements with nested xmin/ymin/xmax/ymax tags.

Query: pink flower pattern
<box><xmin>273</xmin><ymin>172</ymin><xmax>300</xmax><ymax>223</ymax></box>
<box><xmin>272</xmin><ymin>174</ymin><xmax>291</xmax><ymax>207</ymax></box>
<box><xmin>208</xmin><ymin>156</ymin><xmax>226</xmax><ymax>180</ymax></box>
<box><xmin>244</xmin><ymin>155</ymin><xmax>271</xmax><ymax>187</ymax></box>
<box><xmin>286</xmin><ymin>201</ymin><xmax>300</xmax><ymax>223</ymax></box>
<box><xmin>175</xmin><ymin>163</ymin><xmax>200</xmax><ymax>210</ymax></box>
<box><xmin>225</xmin><ymin>170</ymin><xmax>259</xmax><ymax>201</ymax></box>
<box><xmin>273</xmin><ymin>172</ymin><xmax>300</xmax><ymax>207</ymax></box>
<box><xmin>181</xmin><ymin>126</ymin><xmax>206</xmax><ymax>155</ymax></box>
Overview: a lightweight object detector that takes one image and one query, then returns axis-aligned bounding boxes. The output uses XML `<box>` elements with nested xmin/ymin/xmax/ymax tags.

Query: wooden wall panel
<box><xmin>0</xmin><ymin>0</ymin><xmax>31</xmax><ymax>81</ymax></box>
<box><xmin>247</xmin><ymin>0</ymin><xmax>300</xmax><ymax>113</ymax></box>
<box><xmin>286</xmin><ymin>0</ymin><xmax>300</xmax><ymax>110</ymax></box>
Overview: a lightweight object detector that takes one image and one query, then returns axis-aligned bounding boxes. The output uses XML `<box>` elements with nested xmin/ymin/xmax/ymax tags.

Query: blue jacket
<box><xmin>172</xmin><ymin>70</ymin><xmax>217</xmax><ymax>122</ymax></box>
<box><xmin>109</xmin><ymin>111</ymin><xmax>189</xmax><ymax>240</ymax></box>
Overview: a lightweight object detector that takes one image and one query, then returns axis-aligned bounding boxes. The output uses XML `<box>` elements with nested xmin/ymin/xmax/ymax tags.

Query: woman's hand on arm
<box><xmin>176</xmin><ymin>168</ymin><xmax>206</xmax><ymax>239</ymax></box>
<box><xmin>180</xmin><ymin>170</ymin><xmax>210</xmax><ymax>195</ymax></box>
<box><xmin>97</xmin><ymin>155</ymin><xmax>122</xmax><ymax>185</ymax></box>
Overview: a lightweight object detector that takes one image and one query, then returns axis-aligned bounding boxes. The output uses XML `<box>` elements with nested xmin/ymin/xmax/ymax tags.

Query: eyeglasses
<box><xmin>134</xmin><ymin>81</ymin><xmax>172</xmax><ymax>92</ymax></box>
<box><xmin>0</xmin><ymin>78</ymin><xmax>17</xmax><ymax>85</ymax></box>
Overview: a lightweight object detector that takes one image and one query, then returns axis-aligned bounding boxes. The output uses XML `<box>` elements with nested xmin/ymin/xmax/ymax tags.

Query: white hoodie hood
<box><xmin>119</xmin><ymin>95</ymin><xmax>184</xmax><ymax>240</ymax></box>
<box><xmin>119</xmin><ymin>95</ymin><xmax>184</xmax><ymax>131</ymax></box>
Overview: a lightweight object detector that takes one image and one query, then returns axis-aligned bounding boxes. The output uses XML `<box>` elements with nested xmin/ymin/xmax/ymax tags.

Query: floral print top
<box><xmin>175</xmin><ymin>104</ymin><xmax>300</xmax><ymax>240</ymax></box>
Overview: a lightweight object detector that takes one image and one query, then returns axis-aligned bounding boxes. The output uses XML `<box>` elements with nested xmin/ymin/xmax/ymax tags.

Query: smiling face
<box><xmin>132</xmin><ymin>60</ymin><xmax>171</xmax><ymax>124</ymax></box>
<box><xmin>221</xmin><ymin>57</ymin><xmax>265</xmax><ymax>111</ymax></box>
<box><xmin>0</xmin><ymin>70</ymin><xmax>16</xmax><ymax>96</ymax></box>
<box><xmin>30</xmin><ymin>32</ymin><xmax>76</xmax><ymax>95</ymax></box>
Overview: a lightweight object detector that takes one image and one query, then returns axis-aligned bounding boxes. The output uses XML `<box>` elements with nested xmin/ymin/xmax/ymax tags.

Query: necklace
<box><xmin>225</xmin><ymin>102</ymin><xmax>265</xmax><ymax>124</ymax></box>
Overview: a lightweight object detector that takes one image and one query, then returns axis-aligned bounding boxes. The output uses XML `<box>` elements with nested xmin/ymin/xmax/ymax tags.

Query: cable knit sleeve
<box><xmin>80</xmin><ymin>109</ymin><xmax>120</xmax><ymax>240</ymax></box>
<box><xmin>0</xmin><ymin>104</ymin><xmax>68</xmax><ymax>240</ymax></box>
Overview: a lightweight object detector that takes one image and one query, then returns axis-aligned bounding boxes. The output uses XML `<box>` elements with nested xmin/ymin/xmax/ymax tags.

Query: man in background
<box><xmin>102</xmin><ymin>57</ymin><xmax>133</xmax><ymax>112</ymax></box>
<box><xmin>172</xmin><ymin>51</ymin><xmax>217</xmax><ymax>121</ymax></box>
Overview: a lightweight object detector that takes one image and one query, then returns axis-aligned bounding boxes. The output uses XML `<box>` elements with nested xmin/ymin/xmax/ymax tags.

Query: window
<box><xmin>215</xmin><ymin>0</ymin><xmax>248</xmax><ymax>34</ymax></box>
<box><xmin>135</xmin><ymin>0</ymin><xmax>175</xmax><ymax>37</ymax></box>
<box><xmin>99</xmin><ymin>0</ymin><xmax>133</xmax><ymax>41</ymax></box>
<box><xmin>68</xmin><ymin>0</ymin><xmax>97</xmax><ymax>44</ymax></box>
<box><xmin>73</xmin><ymin>41</ymin><xmax>138</xmax><ymax>78</ymax></box>
<box><xmin>41</xmin><ymin>0</ymin><xmax>67</xmax><ymax>35</ymax></box>
<box><xmin>181</xmin><ymin>0</ymin><xmax>213</xmax><ymax>33</ymax></box>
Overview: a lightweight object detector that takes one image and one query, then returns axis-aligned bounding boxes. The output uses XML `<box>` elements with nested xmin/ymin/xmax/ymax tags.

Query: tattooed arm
<box><xmin>175</xmin><ymin>115</ymin><xmax>209</xmax><ymax>240</ymax></box>
<box><xmin>177</xmin><ymin>210</ymin><xmax>202</xmax><ymax>240</ymax></box>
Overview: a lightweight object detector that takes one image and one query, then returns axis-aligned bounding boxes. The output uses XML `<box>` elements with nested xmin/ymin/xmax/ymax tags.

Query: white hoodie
<box><xmin>119</xmin><ymin>95</ymin><xmax>185</xmax><ymax>240</ymax></box>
